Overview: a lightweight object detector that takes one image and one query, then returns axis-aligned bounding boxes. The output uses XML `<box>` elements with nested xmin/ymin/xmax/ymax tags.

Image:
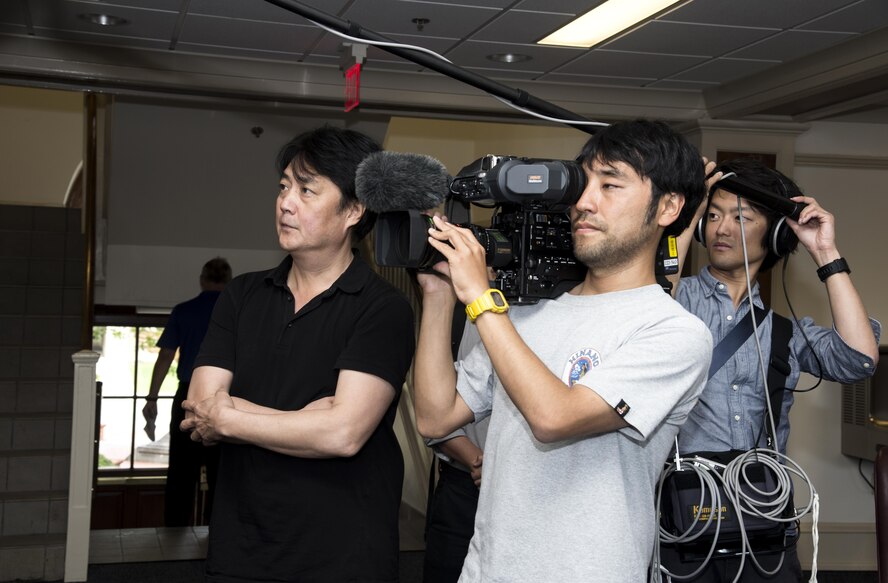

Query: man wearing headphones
<box><xmin>664</xmin><ymin>157</ymin><xmax>880</xmax><ymax>581</ymax></box>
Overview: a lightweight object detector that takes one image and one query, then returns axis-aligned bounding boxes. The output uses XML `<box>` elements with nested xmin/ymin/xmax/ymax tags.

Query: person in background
<box><xmin>663</xmin><ymin>157</ymin><xmax>880</xmax><ymax>581</ymax></box>
<box><xmin>423</xmin><ymin>323</ymin><xmax>489</xmax><ymax>583</ymax></box>
<box><xmin>143</xmin><ymin>256</ymin><xmax>231</xmax><ymax>526</ymax></box>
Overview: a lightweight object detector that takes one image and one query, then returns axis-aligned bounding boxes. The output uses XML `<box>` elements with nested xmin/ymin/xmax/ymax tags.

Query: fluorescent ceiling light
<box><xmin>538</xmin><ymin>0</ymin><xmax>685</xmax><ymax>48</ymax></box>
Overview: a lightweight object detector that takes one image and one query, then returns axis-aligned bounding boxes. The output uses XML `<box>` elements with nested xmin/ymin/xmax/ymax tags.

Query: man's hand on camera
<box><xmin>416</xmin><ymin>259</ymin><xmax>456</xmax><ymax>298</ymax></box>
<box><xmin>415</xmin><ymin>213</ymin><xmax>457</xmax><ymax>301</ymax></box>
<box><xmin>426</xmin><ymin>215</ymin><xmax>490</xmax><ymax>306</ymax></box>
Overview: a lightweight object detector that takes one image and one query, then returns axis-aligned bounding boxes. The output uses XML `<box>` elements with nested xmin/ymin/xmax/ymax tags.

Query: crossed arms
<box><xmin>181</xmin><ymin>365</ymin><xmax>396</xmax><ymax>458</ymax></box>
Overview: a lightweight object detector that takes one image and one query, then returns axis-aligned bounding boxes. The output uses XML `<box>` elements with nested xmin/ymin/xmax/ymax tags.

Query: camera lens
<box><xmin>376</xmin><ymin>210</ymin><xmax>440</xmax><ymax>269</ymax></box>
<box><xmin>467</xmin><ymin>226</ymin><xmax>512</xmax><ymax>268</ymax></box>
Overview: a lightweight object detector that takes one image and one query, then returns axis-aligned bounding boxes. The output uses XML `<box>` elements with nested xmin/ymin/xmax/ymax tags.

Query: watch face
<box><xmin>492</xmin><ymin>293</ymin><xmax>506</xmax><ymax>307</ymax></box>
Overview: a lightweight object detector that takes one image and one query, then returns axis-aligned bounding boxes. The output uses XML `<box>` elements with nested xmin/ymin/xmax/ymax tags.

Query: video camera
<box><xmin>374</xmin><ymin>155</ymin><xmax>588</xmax><ymax>304</ymax></box>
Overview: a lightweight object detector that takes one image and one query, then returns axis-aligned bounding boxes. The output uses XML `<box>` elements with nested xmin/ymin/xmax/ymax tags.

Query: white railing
<box><xmin>65</xmin><ymin>350</ymin><xmax>100</xmax><ymax>582</ymax></box>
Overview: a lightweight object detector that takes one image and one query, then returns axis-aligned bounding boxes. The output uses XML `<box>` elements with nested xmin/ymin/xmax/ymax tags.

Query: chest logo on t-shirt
<box><xmin>562</xmin><ymin>347</ymin><xmax>602</xmax><ymax>387</ymax></box>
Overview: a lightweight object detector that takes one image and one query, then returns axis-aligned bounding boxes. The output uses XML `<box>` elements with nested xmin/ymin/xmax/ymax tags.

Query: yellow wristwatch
<box><xmin>465</xmin><ymin>288</ymin><xmax>509</xmax><ymax>323</ymax></box>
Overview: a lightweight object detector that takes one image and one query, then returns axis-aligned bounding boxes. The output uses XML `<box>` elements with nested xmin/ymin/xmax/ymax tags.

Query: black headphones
<box><xmin>694</xmin><ymin>169</ymin><xmax>798</xmax><ymax>260</ymax></box>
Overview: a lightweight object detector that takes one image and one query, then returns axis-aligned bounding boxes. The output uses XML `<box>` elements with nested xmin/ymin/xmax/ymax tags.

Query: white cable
<box><xmin>736</xmin><ymin>197</ymin><xmax>820</xmax><ymax>581</ymax></box>
<box><xmin>656</xmin><ymin>448</ymin><xmax>818</xmax><ymax>582</ymax></box>
<box><xmin>307</xmin><ymin>18</ymin><xmax>611</xmax><ymax>128</ymax></box>
<box><xmin>653</xmin><ymin>456</ymin><xmax>724</xmax><ymax>582</ymax></box>
<box><xmin>493</xmin><ymin>96</ymin><xmax>611</xmax><ymax>127</ymax></box>
<box><xmin>809</xmin><ymin>493</ymin><xmax>820</xmax><ymax>582</ymax></box>
<box><xmin>736</xmin><ymin>197</ymin><xmax>779</xmax><ymax>447</ymax></box>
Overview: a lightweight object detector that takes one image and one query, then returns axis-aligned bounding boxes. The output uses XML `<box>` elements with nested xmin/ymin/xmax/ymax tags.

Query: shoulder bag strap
<box><xmin>765</xmin><ymin>312</ymin><xmax>793</xmax><ymax>443</ymax></box>
<box><xmin>708</xmin><ymin>305</ymin><xmax>770</xmax><ymax>380</ymax></box>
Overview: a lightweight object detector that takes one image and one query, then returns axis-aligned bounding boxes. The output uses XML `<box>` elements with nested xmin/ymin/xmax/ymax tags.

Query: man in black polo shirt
<box><xmin>181</xmin><ymin>126</ymin><xmax>415</xmax><ymax>583</ymax></box>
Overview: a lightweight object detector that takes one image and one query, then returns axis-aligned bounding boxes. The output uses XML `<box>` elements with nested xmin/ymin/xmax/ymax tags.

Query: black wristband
<box><xmin>145</xmin><ymin>396</ymin><xmax>158</xmax><ymax>401</ymax></box>
<box><xmin>816</xmin><ymin>257</ymin><xmax>850</xmax><ymax>282</ymax></box>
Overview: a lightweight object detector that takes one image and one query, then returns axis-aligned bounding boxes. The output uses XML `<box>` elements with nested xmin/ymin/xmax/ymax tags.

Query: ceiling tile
<box><xmin>188</xmin><ymin>0</ymin><xmax>350</xmax><ymax>25</ymax></box>
<box><xmin>670</xmin><ymin>58</ymin><xmax>777</xmax><ymax>84</ymax></box>
<box><xmin>444</xmin><ymin>40</ymin><xmax>584</xmax><ymax>73</ymax></box>
<box><xmin>342</xmin><ymin>0</ymin><xmax>497</xmax><ymax>38</ymax></box>
<box><xmin>799</xmin><ymin>0</ymin><xmax>888</xmax><ymax>33</ymax></box>
<box><xmin>173</xmin><ymin>42</ymin><xmax>330</xmax><ymax>63</ymax></box>
<box><xmin>0</xmin><ymin>1</ymin><xmax>28</xmax><ymax>25</ymax></box>
<box><xmin>513</xmin><ymin>0</ymin><xmax>602</xmax><ymax>14</ymax></box>
<box><xmin>474</xmin><ymin>10</ymin><xmax>574</xmax><ymax>44</ymax></box>
<box><xmin>603</xmin><ymin>20</ymin><xmax>777</xmax><ymax>57</ymax></box>
<box><xmin>28</xmin><ymin>0</ymin><xmax>179</xmax><ymax>42</ymax></box>
<box><xmin>554</xmin><ymin>49</ymin><xmax>708</xmax><ymax>79</ymax></box>
<box><xmin>361</xmin><ymin>59</ymin><xmax>429</xmax><ymax>73</ymax></box>
<box><xmin>465</xmin><ymin>67</ymin><xmax>550</xmax><ymax>81</ymax></box>
<box><xmin>71</xmin><ymin>0</ymin><xmax>183</xmax><ymax>11</ymax></box>
<box><xmin>662</xmin><ymin>0</ymin><xmax>860</xmax><ymax>29</ymax></box>
<box><xmin>179</xmin><ymin>14</ymin><xmax>316</xmax><ymax>55</ymax></box>
<box><xmin>25</xmin><ymin>28</ymin><xmax>170</xmax><ymax>51</ymax></box>
<box><xmin>729</xmin><ymin>29</ymin><xmax>855</xmax><ymax>61</ymax></box>
<box><xmin>414</xmin><ymin>0</ymin><xmax>514</xmax><ymax>7</ymax></box>
<box><xmin>541</xmin><ymin>73</ymin><xmax>654</xmax><ymax>87</ymax></box>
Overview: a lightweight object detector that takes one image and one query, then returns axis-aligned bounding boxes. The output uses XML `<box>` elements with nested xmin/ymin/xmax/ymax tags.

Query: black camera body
<box><xmin>375</xmin><ymin>155</ymin><xmax>587</xmax><ymax>304</ymax></box>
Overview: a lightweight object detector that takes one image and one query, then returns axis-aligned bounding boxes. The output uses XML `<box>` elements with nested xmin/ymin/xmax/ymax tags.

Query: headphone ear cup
<box><xmin>768</xmin><ymin>217</ymin><xmax>797</xmax><ymax>257</ymax></box>
<box><xmin>694</xmin><ymin>216</ymin><xmax>706</xmax><ymax>247</ymax></box>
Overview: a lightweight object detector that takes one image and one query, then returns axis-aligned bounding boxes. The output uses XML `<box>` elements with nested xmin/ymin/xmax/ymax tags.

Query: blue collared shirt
<box><xmin>676</xmin><ymin>266</ymin><xmax>880</xmax><ymax>454</ymax></box>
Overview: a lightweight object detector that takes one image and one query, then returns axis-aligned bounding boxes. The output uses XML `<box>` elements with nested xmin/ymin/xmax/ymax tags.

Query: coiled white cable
<box><xmin>652</xmin><ymin>447</ymin><xmax>818</xmax><ymax>583</ymax></box>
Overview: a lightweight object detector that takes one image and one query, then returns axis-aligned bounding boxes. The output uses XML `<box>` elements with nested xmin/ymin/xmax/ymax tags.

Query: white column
<box><xmin>65</xmin><ymin>350</ymin><xmax>100</xmax><ymax>582</ymax></box>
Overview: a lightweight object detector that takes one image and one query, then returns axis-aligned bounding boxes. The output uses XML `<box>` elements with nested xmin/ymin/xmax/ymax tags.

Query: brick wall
<box><xmin>0</xmin><ymin>205</ymin><xmax>84</xmax><ymax>581</ymax></box>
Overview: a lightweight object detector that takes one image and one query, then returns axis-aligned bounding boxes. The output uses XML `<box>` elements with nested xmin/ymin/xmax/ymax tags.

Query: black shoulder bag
<box><xmin>660</xmin><ymin>307</ymin><xmax>795</xmax><ymax>559</ymax></box>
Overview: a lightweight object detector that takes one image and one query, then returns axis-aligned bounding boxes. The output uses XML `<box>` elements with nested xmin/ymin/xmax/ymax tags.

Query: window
<box><xmin>93</xmin><ymin>308</ymin><xmax>177</xmax><ymax>475</ymax></box>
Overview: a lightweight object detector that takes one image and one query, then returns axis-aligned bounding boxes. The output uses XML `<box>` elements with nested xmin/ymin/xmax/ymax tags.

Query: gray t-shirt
<box><xmin>455</xmin><ymin>284</ymin><xmax>712</xmax><ymax>583</ymax></box>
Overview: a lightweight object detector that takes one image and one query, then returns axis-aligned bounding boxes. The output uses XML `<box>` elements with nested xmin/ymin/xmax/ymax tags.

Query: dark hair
<box><xmin>578</xmin><ymin>119</ymin><xmax>705</xmax><ymax>237</ymax></box>
<box><xmin>201</xmin><ymin>257</ymin><xmax>232</xmax><ymax>284</ymax></box>
<box><xmin>275</xmin><ymin>125</ymin><xmax>381</xmax><ymax>242</ymax></box>
<box><xmin>716</xmin><ymin>158</ymin><xmax>801</xmax><ymax>272</ymax></box>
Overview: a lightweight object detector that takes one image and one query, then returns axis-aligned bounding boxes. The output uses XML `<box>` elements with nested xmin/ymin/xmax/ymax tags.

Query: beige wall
<box><xmin>384</xmin><ymin>117</ymin><xmax>588</xmax><ymax>175</ymax></box>
<box><xmin>788</xmin><ymin>122</ymin><xmax>888</xmax><ymax>570</ymax></box>
<box><xmin>0</xmin><ymin>86</ymin><xmax>82</xmax><ymax>206</ymax></box>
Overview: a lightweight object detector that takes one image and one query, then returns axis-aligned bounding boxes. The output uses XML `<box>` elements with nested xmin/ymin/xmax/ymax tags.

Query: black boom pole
<box><xmin>263</xmin><ymin>0</ymin><xmax>598</xmax><ymax>135</ymax></box>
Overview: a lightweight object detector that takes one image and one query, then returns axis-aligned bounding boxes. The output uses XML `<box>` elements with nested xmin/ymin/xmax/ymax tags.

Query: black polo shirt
<box><xmin>195</xmin><ymin>254</ymin><xmax>415</xmax><ymax>583</ymax></box>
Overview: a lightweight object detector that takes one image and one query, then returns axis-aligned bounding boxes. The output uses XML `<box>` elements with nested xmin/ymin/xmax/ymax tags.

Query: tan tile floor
<box><xmin>89</xmin><ymin>526</ymin><xmax>209</xmax><ymax>564</ymax></box>
<box><xmin>88</xmin><ymin>503</ymin><xmax>426</xmax><ymax>564</ymax></box>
